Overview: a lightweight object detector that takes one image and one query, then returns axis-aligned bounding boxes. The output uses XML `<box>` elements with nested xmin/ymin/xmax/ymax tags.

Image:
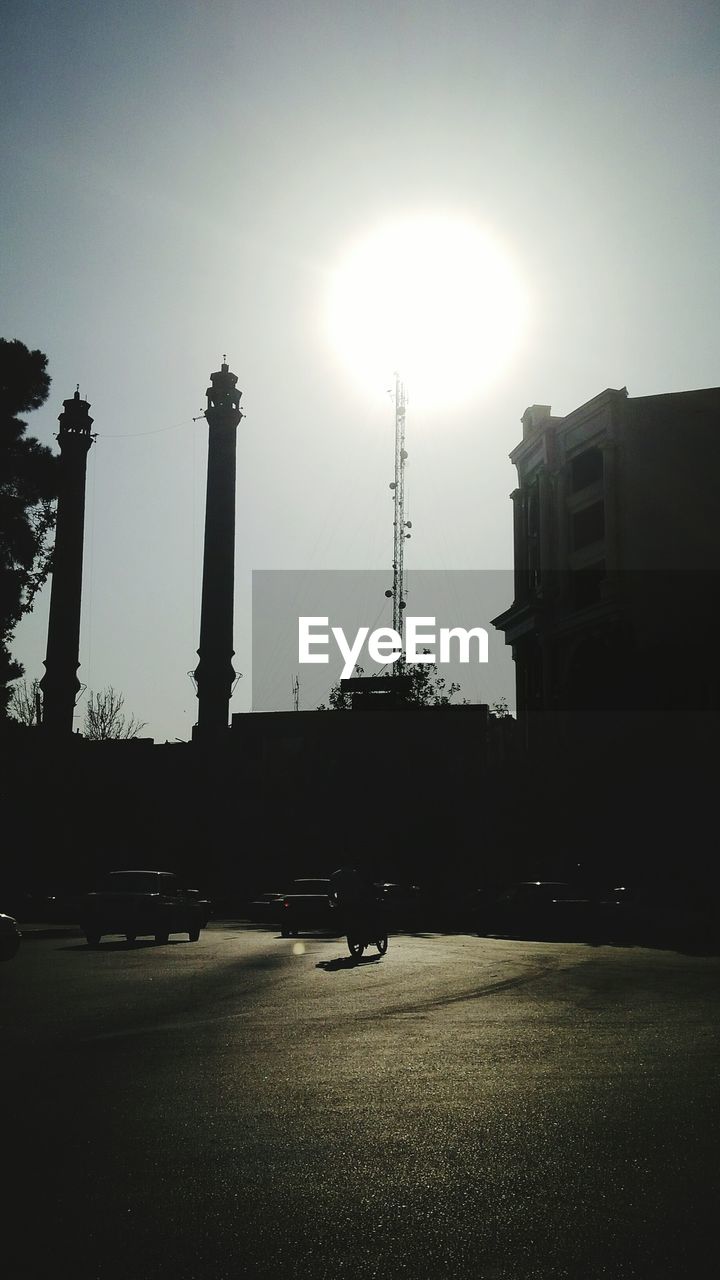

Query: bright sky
<box><xmin>3</xmin><ymin>1</ymin><xmax>719</xmax><ymax>739</ymax></box>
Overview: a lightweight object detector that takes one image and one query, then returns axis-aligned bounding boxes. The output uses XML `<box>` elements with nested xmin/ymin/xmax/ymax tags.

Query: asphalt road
<box><xmin>2</xmin><ymin>924</ymin><xmax>719</xmax><ymax>1279</ymax></box>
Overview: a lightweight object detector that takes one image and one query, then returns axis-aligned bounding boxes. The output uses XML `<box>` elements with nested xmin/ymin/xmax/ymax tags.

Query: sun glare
<box><xmin>326</xmin><ymin>214</ymin><xmax>529</xmax><ymax>409</ymax></box>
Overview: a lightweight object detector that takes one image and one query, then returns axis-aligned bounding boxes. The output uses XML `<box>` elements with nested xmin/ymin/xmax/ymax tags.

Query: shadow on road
<box><xmin>18</xmin><ymin>927</ymin><xmax>83</xmax><ymax>940</ymax></box>
<box><xmin>477</xmin><ymin>929</ymin><xmax>720</xmax><ymax>957</ymax></box>
<box><xmin>59</xmin><ymin>939</ymin><xmax>193</xmax><ymax>953</ymax></box>
<box><xmin>316</xmin><ymin>954</ymin><xmax>384</xmax><ymax>972</ymax></box>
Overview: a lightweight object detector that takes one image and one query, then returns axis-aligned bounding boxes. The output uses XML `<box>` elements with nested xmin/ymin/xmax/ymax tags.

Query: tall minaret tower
<box><xmin>193</xmin><ymin>359</ymin><xmax>244</xmax><ymax>738</ymax></box>
<box><xmin>40</xmin><ymin>388</ymin><xmax>95</xmax><ymax>735</ymax></box>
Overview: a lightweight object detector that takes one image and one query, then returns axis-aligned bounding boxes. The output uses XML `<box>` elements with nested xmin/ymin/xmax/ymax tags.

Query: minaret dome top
<box><xmin>58</xmin><ymin>388</ymin><xmax>94</xmax><ymax>436</ymax></box>
<box><xmin>205</xmin><ymin>358</ymin><xmax>243</xmax><ymax>417</ymax></box>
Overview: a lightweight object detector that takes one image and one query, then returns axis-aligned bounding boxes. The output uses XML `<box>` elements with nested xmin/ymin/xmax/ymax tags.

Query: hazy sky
<box><xmin>3</xmin><ymin>1</ymin><xmax>719</xmax><ymax>740</ymax></box>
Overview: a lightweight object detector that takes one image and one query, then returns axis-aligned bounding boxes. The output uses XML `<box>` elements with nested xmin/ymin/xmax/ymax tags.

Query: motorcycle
<box><xmin>328</xmin><ymin>885</ymin><xmax>389</xmax><ymax>960</ymax></box>
<box><xmin>345</xmin><ymin>911</ymin><xmax>388</xmax><ymax>959</ymax></box>
<box><xmin>346</xmin><ymin>928</ymin><xmax>388</xmax><ymax>959</ymax></box>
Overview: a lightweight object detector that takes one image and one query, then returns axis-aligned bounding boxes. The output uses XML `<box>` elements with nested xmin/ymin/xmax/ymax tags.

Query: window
<box><xmin>571</xmin><ymin>561</ymin><xmax>605</xmax><ymax>610</ymax></box>
<box><xmin>526</xmin><ymin>485</ymin><xmax>540</xmax><ymax>590</ymax></box>
<box><xmin>572</xmin><ymin>501</ymin><xmax>604</xmax><ymax>550</ymax></box>
<box><xmin>571</xmin><ymin>447</ymin><xmax>603</xmax><ymax>493</ymax></box>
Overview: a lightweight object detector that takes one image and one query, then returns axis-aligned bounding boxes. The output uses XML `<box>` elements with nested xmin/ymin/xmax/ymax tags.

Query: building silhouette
<box><xmin>493</xmin><ymin>386</ymin><xmax>720</xmax><ymax>749</ymax></box>
<box><xmin>7</xmin><ymin>375</ymin><xmax>720</xmax><ymax>899</ymax></box>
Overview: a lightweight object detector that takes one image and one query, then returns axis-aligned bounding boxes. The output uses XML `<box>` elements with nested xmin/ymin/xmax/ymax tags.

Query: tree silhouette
<box><xmin>319</xmin><ymin>656</ymin><xmax>464</xmax><ymax>710</ymax></box>
<box><xmin>489</xmin><ymin>697</ymin><xmax>512</xmax><ymax>719</ymax></box>
<box><xmin>83</xmin><ymin>687</ymin><xmax>146</xmax><ymax>741</ymax></box>
<box><xmin>8</xmin><ymin>676</ymin><xmax>42</xmax><ymax>726</ymax></box>
<box><xmin>0</xmin><ymin>339</ymin><xmax>57</xmax><ymax>716</ymax></box>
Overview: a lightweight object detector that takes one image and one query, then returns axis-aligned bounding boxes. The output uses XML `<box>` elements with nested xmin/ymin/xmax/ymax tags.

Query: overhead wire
<box><xmin>102</xmin><ymin>416</ymin><xmax>197</xmax><ymax>439</ymax></box>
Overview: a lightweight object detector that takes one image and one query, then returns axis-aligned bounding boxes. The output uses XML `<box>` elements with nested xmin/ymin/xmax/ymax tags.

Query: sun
<box><xmin>326</xmin><ymin>213</ymin><xmax>529</xmax><ymax>409</ymax></box>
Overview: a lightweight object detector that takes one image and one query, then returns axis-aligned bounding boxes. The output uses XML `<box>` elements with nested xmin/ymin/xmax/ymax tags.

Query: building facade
<box><xmin>493</xmin><ymin>386</ymin><xmax>720</xmax><ymax>748</ymax></box>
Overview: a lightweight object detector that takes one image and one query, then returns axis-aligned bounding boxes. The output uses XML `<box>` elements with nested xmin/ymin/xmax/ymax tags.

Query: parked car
<box><xmin>246</xmin><ymin>891</ymin><xmax>286</xmax><ymax>925</ymax></box>
<box><xmin>476</xmin><ymin>881</ymin><xmax>599</xmax><ymax>939</ymax></box>
<box><xmin>279</xmin><ymin>878</ymin><xmax>333</xmax><ymax>937</ymax></box>
<box><xmin>79</xmin><ymin>870</ymin><xmax>210</xmax><ymax>946</ymax></box>
<box><xmin>416</xmin><ymin>880</ymin><xmax>486</xmax><ymax>932</ymax></box>
<box><xmin>374</xmin><ymin>882</ymin><xmax>422</xmax><ymax>930</ymax></box>
<box><xmin>13</xmin><ymin>886</ymin><xmax>84</xmax><ymax>924</ymax></box>
<box><xmin>605</xmin><ymin>882</ymin><xmax>718</xmax><ymax>946</ymax></box>
<box><xmin>0</xmin><ymin>912</ymin><xmax>21</xmax><ymax>961</ymax></box>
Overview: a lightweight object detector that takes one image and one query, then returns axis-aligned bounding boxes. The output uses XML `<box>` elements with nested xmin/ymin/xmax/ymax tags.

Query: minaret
<box><xmin>193</xmin><ymin>359</ymin><xmax>244</xmax><ymax>738</ymax></box>
<box><xmin>40</xmin><ymin>388</ymin><xmax>95</xmax><ymax>734</ymax></box>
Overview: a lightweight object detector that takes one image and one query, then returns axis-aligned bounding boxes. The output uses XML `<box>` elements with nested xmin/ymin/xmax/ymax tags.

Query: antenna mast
<box><xmin>387</xmin><ymin>373</ymin><xmax>411</xmax><ymax>640</ymax></box>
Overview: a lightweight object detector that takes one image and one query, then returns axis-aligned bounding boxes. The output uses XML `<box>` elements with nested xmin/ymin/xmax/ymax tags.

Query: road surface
<box><xmin>2</xmin><ymin>924</ymin><xmax>719</xmax><ymax>1278</ymax></box>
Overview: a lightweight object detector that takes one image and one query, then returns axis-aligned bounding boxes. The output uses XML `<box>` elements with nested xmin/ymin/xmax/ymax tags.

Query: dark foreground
<box><xmin>2</xmin><ymin>924</ymin><xmax>719</xmax><ymax>1278</ymax></box>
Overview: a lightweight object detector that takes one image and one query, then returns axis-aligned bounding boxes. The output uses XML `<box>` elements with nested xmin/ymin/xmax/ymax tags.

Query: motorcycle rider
<box><xmin>328</xmin><ymin>865</ymin><xmax>381</xmax><ymax>937</ymax></box>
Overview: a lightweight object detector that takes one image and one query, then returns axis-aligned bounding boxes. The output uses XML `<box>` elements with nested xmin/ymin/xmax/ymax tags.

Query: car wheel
<box><xmin>375</xmin><ymin>935</ymin><xmax>388</xmax><ymax>956</ymax></box>
<box><xmin>188</xmin><ymin>927</ymin><xmax>200</xmax><ymax>942</ymax></box>
<box><xmin>126</xmin><ymin>933</ymin><xmax>137</xmax><ymax>943</ymax></box>
<box><xmin>347</xmin><ymin>936</ymin><xmax>365</xmax><ymax>959</ymax></box>
<box><xmin>155</xmin><ymin>932</ymin><xmax>169</xmax><ymax>945</ymax></box>
<box><xmin>86</xmin><ymin>933</ymin><xmax>101</xmax><ymax>947</ymax></box>
<box><xmin>281</xmin><ymin>928</ymin><xmax>290</xmax><ymax>938</ymax></box>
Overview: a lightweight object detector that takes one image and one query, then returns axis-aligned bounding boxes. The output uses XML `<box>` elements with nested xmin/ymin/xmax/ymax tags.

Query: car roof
<box><xmin>518</xmin><ymin>880</ymin><xmax>570</xmax><ymax>887</ymax></box>
<box><xmin>107</xmin><ymin>869</ymin><xmax>175</xmax><ymax>875</ymax></box>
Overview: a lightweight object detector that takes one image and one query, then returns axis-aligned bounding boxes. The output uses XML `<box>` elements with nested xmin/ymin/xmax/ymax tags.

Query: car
<box><xmin>374</xmin><ymin>882</ymin><xmax>422</xmax><ymax>929</ymax></box>
<box><xmin>476</xmin><ymin>881</ymin><xmax>598</xmax><ymax>939</ymax></box>
<box><xmin>246</xmin><ymin>890</ymin><xmax>286</xmax><ymax>925</ymax></box>
<box><xmin>279</xmin><ymin>878</ymin><xmax>333</xmax><ymax>937</ymax></box>
<box><xmin>0</xmin><ymin>912</ymin><xmax>21</xmax><ymax>961</ymax></box>
<box><xmin>605</xmin><ymin>881</ymin><xmax>718</xmax><ymax>946</ymax></box>
<box><xmin>12</xmin><ymin>886</ymin><xmax>84</xmax><ymax>924</ymax></box>
<box><xmin>79</xmin><ymin>870</ymin><xmax>210</xmax><ymax>946</ymax></box>
<box><xmin>416</xmin><ymin>880</ymin><xmax>487</xmax><ymax>932</ymax></box>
